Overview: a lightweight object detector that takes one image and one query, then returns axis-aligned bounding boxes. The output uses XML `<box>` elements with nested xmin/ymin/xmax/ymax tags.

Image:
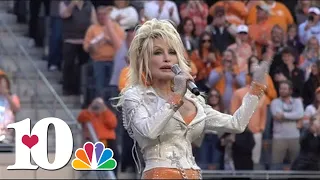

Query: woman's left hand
<box><xmin>252</xmin><ymin>44</ymin><xmax>274</xmax><ymax>85</ymax></box>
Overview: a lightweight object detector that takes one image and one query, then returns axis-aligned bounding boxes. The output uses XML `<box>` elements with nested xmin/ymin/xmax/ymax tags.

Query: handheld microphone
<box><xmin>171</xmin><ymin>64</ymin><xmax>200</xmax><ymax>96</ymax></box>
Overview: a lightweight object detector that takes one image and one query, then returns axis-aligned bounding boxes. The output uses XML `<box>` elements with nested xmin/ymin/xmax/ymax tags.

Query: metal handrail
<box><xmin>0</xmin><ymin>18</ymin><xmax>81</xmax><ymax>130</ymax></box>
<box><xmin>85</xmin><ymin>122</ymin><xmax>117</xmax><ymax>179</ymax></box>
<box><xmin>201</xmin><ymin>170</ymin><xmax>320</xmax><ymax>179</ymax></box>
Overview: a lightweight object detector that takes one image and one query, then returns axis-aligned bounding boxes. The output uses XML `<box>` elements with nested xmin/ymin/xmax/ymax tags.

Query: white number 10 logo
<box><xmin>6</xmin><ymin>118</ymin><xmax>74</xmax><ymax>170</ymax></box>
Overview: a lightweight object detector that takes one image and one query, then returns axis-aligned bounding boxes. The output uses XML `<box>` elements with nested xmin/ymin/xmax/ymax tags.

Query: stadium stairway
<box><xmin>0</xmin><ymin>1</ymin><xmax>82</xmax><ymax>145</ymax></box>
<box><xmin>0</xmin><ymin>1</ymin><xmax>87</xmax><ymax>179</ymax></box>
<box><xmin>0</xmin><ymin>1</ymin><xmax>136</xmax><ymax>179</ymax></box>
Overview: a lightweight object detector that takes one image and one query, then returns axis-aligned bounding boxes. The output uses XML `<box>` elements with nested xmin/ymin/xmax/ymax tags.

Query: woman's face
<box><xmin>201</xmin><ymin>35</ymin><xmax>211</xmax><ymax>49</ymax></box>
<box><xmin>311</xmin><ymin>63</ymin><xmax>319</xmax><ymax>75</ymax></box>
<box><xmin>309</xmin><ymin>38</ymin><xmax>319</xmax><ymax>50</ymax></box>
<box><xmin>208</xmin><ymin>90</ymin><xmax>220</xmax><ymax>106</ymax></box>
<box><xmin>223</xmin><ymin>51</ymin><xmax>233</xmax><ymax>69</ymax></box>
<box><xmin>149</xmin><ymin>38</ymin><xmax>179</xmax><ymax>81</ymax></box>
<box><xmin>288</xmin><ymin>27</ymin><xmax>297</xmax><ymax>38</ymax></box>
<box><xmin>300</xmin><ymin>0</ymin><xmax>311</xmax><ymax>10</ymax></box>
<box><xmin>0</xmin><ymin>78</ymin><xmax>8</xmax><ymax>91</ymax></box>
<box><xmin>183</xmin><ymin>20</ymin><xmax>194</xmax><ymax>35</ymax></box>
<box><xmin>282</xmin><ymin>53</ymin><xmax>294</xmax><ymax>65</ymax></box>
<box><xmin>316</xmin><ymin>92</ymin><xmax>320</xmax><ymax>102</ymax></box>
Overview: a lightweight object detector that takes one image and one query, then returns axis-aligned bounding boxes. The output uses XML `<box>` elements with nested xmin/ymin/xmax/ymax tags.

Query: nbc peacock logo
<box><xmin>71</xmin><ymin>142</ymin><xmax>117</xmax><ymax>170</ymax></box>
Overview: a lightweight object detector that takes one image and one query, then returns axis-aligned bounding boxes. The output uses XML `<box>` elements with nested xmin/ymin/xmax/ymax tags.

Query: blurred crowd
<box><xmin>8</xmin><ymin>0</ymin><xmax>320</xmax><ymax>175</ymax></box>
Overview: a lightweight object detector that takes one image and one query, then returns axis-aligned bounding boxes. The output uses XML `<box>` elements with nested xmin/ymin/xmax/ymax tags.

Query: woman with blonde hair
<box><xmin>117</xmin><ymin>18</ymin><xmax>273</xmax><ymax>179</ymax></box>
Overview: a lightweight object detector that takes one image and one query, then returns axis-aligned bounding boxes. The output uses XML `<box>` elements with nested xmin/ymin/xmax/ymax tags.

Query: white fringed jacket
<box><xmin>122</xmin><ymin>85</ymin><xmax>259</xmax><ymax>173</ymax></box>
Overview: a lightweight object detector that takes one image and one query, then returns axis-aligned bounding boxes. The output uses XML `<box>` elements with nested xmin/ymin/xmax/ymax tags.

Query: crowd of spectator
<box><xmin>10</xmin><ymin>0</ymin><xmax>320</xmax><ymax>175</ymax></box>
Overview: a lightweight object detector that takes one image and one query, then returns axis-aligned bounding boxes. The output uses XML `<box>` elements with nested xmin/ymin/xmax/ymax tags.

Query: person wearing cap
<box><xmin>246</xmin><ymin>0</ymin><xmax>293</xmax><ymax>32</ymax></box>
<box><xmin>227</xmin><ymin>24</ymin><xmax>254</xmax><ymax>73</ymax></box>
<box><xmin>299</xmin><ymin>7</ymin><xmax>320</xmax><ymax>45</ymax></box>
<box><xmin>83</xmin><ymin>6</ymin><xmax>125</xmax><ymax>100</ymax></box>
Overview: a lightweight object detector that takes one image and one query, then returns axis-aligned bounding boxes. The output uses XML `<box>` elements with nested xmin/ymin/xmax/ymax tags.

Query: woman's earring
<box><xmin>170</xmin><ymin>80</ymin><xmax>174</xmax><ymax>92</ymax></box>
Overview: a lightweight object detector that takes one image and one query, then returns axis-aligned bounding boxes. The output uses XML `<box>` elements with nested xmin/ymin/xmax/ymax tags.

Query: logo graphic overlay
<box><xmin>22</xmin><ymin>135</ymin><xmax>39</xmax><ymax>149</ymax></box>
<box><xmin>72</xmin><ymin>142</ymin><xmax>117</xmax><ymax>170</ymax></box>
<box><xmin>7</xmin><ymin>118</ymin><xmax>73</xmax><ymax>170</ymax></box>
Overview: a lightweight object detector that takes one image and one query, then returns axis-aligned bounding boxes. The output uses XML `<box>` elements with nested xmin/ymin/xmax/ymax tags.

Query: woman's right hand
<box><xmin>173</xmin><ymin>71</ymin><xmax>194</xmax><ymax>97</ymax></box>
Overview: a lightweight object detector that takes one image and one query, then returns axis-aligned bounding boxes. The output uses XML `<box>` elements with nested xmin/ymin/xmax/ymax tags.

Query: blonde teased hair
<box><xmin>113</xmin><ymin>18</ymin><xmax>190</xmax><ymax>107</ymax></box>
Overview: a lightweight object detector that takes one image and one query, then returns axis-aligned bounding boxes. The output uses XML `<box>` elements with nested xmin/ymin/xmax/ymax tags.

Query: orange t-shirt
<box><xmin>209</xmin><ymin>1</ymin><xmax>248</xmax><ymax>25</ymax></box>
<box><xmin>83</xmin><ymin>23</ymin><xmax>125</xmax><ymax>61</ymax></box>
<box><xmin>77</xmin><ymin>109</ymin><xmax>118</xmax><ymax>140</ymax></box>
<box><xmin>190</xmin><ymin>49</ymin><xmax>220</xmax><ymax>81</ymax></box>
<box><xmin>246</xmin><ymin>2</ymin><xmax>294</xmax><ymax>32</ymax></box>
<box><xmin>248</xmin><ymin>20</ymin><xmax>274</xmax><ymax>58</ymax></box>
<box><xmin>230</xmin><ymin>86</ymin><xmax>267</xmax><ymax>133</ymax></box>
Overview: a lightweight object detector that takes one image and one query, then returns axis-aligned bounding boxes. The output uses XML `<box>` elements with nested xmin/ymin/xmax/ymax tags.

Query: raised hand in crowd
<box><xmin>251</xmin><ymin>41</ymin><xmax>275</xmax><ymax>85</ymax></box>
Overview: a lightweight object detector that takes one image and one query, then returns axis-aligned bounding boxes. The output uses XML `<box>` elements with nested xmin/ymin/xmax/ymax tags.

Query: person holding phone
<box><xmin>299</xmin><ymin>7</ymin><xmax>320</xmax><ymax>45</ymax></box>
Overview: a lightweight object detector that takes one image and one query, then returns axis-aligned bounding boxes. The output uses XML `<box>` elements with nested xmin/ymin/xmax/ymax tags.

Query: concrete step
<box><xmin>13</xmin><ymin>71</ymin><xmax>62</xmax><ymax>82</ymax></box>
<box><xmin>0</xmin><ymin>36</ymin><xmax>43</xmax><ymax>57</ymax></box>
<box><xmin>0</xmin><ymin>55</ymin><xmax>47</xmax><ymax>73</ymax></box>
<box><xmin>21</xmin><ymin>102</ymin><xmax>81</xmax><ymax>109</ymax></box>
<box><xmin>19</xmin><ymin>95</ymin><xmax>81</xmax><ymax>109</ymax></box>
<box><xmin>0</xmin><ymin>23</ymin><xmax>27</xmax><ymax>35</ymax></box>
<box><xmin>0</xmin><ymin>31</ymin><xmax>30</xmax><ymax>46</ymax></box>
<box><xmin>16</xmin><ymin>108</ymin><xmax>82</xmax><ymax>123</ymax></box>
<box><xmin>19</xmin><ymin>94</ymin><xmax>80</xmax><ymax>104</ymax></box>
<box><xmin>0</xmin><ymin>12</ymin><xmax>17</xmax><ymax>25</ymax></box>
<box><xmin>12</xmin><ymin>79</ymin><xmax>63</xmax><ymax>96</ymax></box>
<box><xmin>0</xmin><ymin>46</ymin><xmax>44</xmax><ymax>57</ymax></box>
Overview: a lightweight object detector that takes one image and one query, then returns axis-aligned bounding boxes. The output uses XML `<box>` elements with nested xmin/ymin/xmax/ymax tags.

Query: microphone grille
<box><xmin>171</xmin><ymin>64</ymin><xmax>181</xmax><ymax>75</ymax></box>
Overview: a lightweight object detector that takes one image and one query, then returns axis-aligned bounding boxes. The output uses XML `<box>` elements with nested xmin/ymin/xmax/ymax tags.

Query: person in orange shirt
<box><xmin>247</xmin><ymin>56</ymin><xmax>277</xmax><ymax>105</ymax></box>
<box><xmin>77</xmin><ymin>97</ymin><xmax>118</xmax><ymax>175</ymax></box>
<box><xmin>248</xmin><ymin>3</ymin><xmax>274</xmax><ymax>58</ymax></box>
<box><xmin>209</xmin><ymin>0</ymin><xmax>248</xmax><ymax>26</ymax></box>
<box><xmin>230</xmin><ymin>55</ymin><xmax>269</xmax><ymax>165</ymax></box>
<box><xmin>83</xmin><ymin>6</ymin><xmax>125</xmax><ymax>98</ymax></box>
<box><xmin>246</xmin><ymin>0</ymin><xmax>294</xmax><ymax>32</ymax></box>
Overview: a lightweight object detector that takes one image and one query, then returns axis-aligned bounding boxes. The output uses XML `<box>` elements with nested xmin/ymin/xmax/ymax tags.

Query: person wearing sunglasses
<box><xmin>190</xmin><ymin>31</ymin><xmax>218</xmax><ymax>91</ymax></box>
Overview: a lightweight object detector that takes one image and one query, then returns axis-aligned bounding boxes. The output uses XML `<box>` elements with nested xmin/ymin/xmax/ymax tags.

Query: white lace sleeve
<box><xmin>198</xmin><ymin>93</ymin><xmax>259</xmax><ymax>133</ymax></box>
